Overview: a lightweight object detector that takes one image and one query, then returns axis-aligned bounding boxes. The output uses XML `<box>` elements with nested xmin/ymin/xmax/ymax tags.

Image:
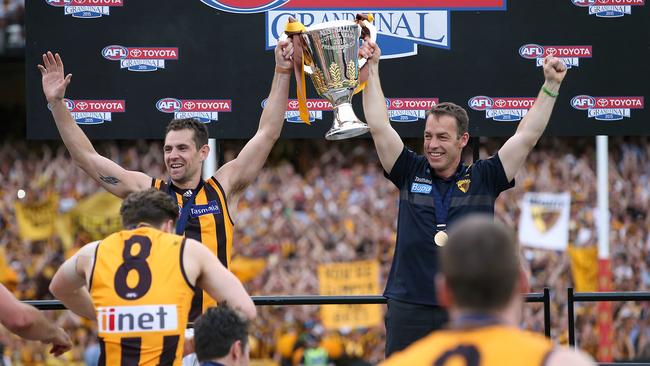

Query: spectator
<box><xmin>0</xmin><ymin>137</ymin><xmax>649</xmax><ymax>362</ymax></box>
<box><xmin>193</xmin><ymin>305</ymin><xmax>251</xmax><ymax>366</ymax></box>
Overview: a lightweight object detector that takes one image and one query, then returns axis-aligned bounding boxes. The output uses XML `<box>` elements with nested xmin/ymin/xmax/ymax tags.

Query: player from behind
<box><xmin>50</xmin><ymin>189</ymin><xmax>256</xmax><ymax>365</ymax></box>
<box><xmin>380</xmin><ymin>215</ymin><xmax>595</xmax><ymax>366</ymax></box>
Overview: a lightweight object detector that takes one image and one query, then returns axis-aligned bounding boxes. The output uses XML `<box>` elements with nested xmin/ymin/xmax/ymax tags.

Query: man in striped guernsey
<box><xmin>50</xmin><ymin>189</ymin><xmax>256</xmax><ymax>366</ymax></box>
<box><xmin>40</xmin><ymin>39</ymin><xmax>294</xmax><ymax>321</ymax></box>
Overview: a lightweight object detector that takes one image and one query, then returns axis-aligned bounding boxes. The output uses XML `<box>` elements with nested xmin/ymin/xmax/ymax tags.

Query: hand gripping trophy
<box><xmin>282</xmin><ymin>14</ymin><xmax>377</xmax><ymax>140</ymax></box>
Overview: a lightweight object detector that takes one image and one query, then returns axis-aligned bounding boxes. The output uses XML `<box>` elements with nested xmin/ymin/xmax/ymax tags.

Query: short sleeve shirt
<box><xmin>384</xmin><ymin>146</ymin><xmax>514</xmax><ymax>305</ymax></box>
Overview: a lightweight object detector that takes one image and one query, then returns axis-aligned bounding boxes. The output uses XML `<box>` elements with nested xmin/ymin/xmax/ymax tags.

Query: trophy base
<box><xmin>325</xmin><ymin>102</ymin><xmax>370</xmax><ymax>140</ymax></box>
<box><xmin>325</xmin><ymin>123</ymin><xmax>370</xmax><ymax>140</ymax></box>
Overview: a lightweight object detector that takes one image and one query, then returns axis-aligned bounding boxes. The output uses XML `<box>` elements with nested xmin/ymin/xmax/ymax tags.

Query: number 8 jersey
<box><xmin>90</xmin><ymin>226</ymin><xmax>195</xmax><ymax>366</ymax></box>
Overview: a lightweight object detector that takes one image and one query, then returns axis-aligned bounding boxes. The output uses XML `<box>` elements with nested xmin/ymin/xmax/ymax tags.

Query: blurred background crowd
<box><xmin>0</xmin><ymin>0</ymin><xmax>24</xmax><ymax>57</ymax></box>
<box><xmin>0</xmin><ymin>136</ymin><xmax>649</xmax><ymax>365</ymax></box>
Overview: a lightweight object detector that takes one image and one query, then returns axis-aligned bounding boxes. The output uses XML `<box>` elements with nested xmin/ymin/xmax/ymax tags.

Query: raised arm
<box><xmin>184</xmin><ymin>239</ymin><xmax>256</xmax><ymax>320</ymax></box>
<box><xmin>0</xmin><ymin>284</ymin><xmax>72</xmax><ymax>356</ymax></box>
<box><xmin>49</xmin><ymin>241</ymin><xmax>98</xmax><ymax>320</ymax></box>
<box><xmin>360</xmin><ymin>39</ymin><xmax>404</xmax><ymax>174</ymax></box>
<box><xmin>215</xmin><ymin>40</ymin><xmax>292</xmax><ymax>196</ymax></box>
<box><xmin>498</xmin><ymin>55</ymin><xmax>567</xmax><ymax>182</ymax></box>
<box><xmin>38</xmin><ymin>52</ymin><xmax>151</xmax><ymax>198</ymax></box>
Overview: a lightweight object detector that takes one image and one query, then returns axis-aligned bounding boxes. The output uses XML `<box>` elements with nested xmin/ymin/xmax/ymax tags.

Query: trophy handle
<box><xmin>356</xmin><ymin>16</ymin><xmax>377</xmax><ymax>70</ymax></box>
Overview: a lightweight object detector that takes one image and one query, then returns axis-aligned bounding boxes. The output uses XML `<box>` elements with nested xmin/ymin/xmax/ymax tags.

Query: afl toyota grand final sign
<box><xmin>27</xmin><ymin>1</ymin><xmax>649</xmax><ymax>139</ymax></box>
<box><xmin>202</xmin><ymin>0</ymin><xmax>506</xmax><ymax>58</ymax></box>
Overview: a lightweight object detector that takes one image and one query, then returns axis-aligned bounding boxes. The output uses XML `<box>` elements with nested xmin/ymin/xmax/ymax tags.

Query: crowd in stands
<box><xmin>0</xmin><ymin>0</ymin><xmax>24</xmax><ymax>56</ymax></box>
<box><xmin>0</xmin><ymin>136</ymin><xmax>649</xmax><ymax>364</ymax></box>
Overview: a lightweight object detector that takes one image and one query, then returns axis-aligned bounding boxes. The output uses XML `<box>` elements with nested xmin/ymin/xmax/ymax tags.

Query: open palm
<box><xmin>38</xmin><ymin>52</ymin><xmax>72</xmax><ymax>103</ymax></box>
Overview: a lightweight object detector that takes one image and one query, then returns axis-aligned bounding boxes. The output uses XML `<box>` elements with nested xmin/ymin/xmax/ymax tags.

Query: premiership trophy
<box><xmin>283</xmin><ymin>15</ymin><xmax>377</xmax><ymax>140</ymax></box>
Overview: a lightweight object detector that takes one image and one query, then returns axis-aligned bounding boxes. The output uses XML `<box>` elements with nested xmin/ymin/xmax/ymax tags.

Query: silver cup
<box><xmin>299</xmin><ymin>19</ymin><xmax>376</xmax><ymax>140</ymax></box>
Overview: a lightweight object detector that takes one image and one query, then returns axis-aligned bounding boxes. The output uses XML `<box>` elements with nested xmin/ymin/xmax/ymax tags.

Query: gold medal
<box><xmin>434</xmin><ymin>231</ymin><xmax>448</xmax><ymax>247</ymax></box>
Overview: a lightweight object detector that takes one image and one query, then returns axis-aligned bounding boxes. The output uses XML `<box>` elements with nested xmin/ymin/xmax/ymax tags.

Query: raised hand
<box><xmin>275</xmin><ymin>39</ymin><xmax>294</xmax><ymax>70</ymax></box>
<box><xmin>38</xmin><ymin>51</ymin><xmax>72</xmax><ymax>103</ymax></box>
<box><xmin>543</xmin><ymin>55</ymin><xmax>567</xmax><ymax>87</ymax></box>
<box><xmin>359</xmin><ymin>37</ymin><xmax>381</xmax><ymax>65</ymax></box>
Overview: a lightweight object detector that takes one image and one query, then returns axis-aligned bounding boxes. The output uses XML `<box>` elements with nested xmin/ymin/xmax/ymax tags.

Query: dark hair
<box><xmin>165</xmin><ymin>118</ymin><xmax>209</xmax><ymax>149</ymax></box>
<box><xmin>440</xmin><ymin>215</ymin><xmax>520</xmax><ymax>312</ymax></box>
<box><xmin>195</xmin><ymin>305</ymin><xmax>250</xmax><ymax>362</ymax></box>
<box><xmin>120</xmin><ymin>189</ymin><xmax>178</xmax><ymax>229</ymax></box>
<box><xmin>426</xmin><ymin>102</ymin><xmax>469</xmax><ymax>138</ymax></box>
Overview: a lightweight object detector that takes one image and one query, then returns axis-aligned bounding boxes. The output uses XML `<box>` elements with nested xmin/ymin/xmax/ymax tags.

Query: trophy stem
<box><xmin>325</xmin><ymin>103</ymin><xmax>370</xmax><ymax>140</ymax></box>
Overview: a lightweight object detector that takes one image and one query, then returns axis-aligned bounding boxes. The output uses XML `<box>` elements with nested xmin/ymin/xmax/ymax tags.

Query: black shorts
<box><xmin>384</xmin><ymin>298</ymin><xmax>449</xmax><ymax>357</ymax></box>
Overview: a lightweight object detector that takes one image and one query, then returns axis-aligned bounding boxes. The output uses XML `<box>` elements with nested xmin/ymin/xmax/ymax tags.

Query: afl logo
<box><xmin>63</xmin><ymin>98</ymin><xmax>75</xmax><ymax>110</ymax></box>
<box><xmin>570</xmin><ymin>95</ymin><xmax>596</xmax><ymax>110</ymax></box>
<box><xmin>200</xmin><ymin>0</ymin><xmax>288</xmax><ymax>13</ymax></box>
<box><xmin>572</xmin><ymin>0</ymin><xmax>596</xmax><ymax>6</ymax></box>
<box><xmin>518</xmin><ymin>44</ymin><xmax>544</xmax><ymax>59</ymax></box>
<box><xmin>46</xmin><ymin>0</ymin><xmax>67</xmax><ymax>7</ymax></box>
<box><xmin>156</xmin><ymin>98</ymin><xmax>182</xmax><ymax>113</ymax></box>
<box><xmin>468</xmin><ymin>96</ymin><xmax>494</xmax><ymax>111</ymax></box>
<box><xmin>102</xmin><ymin>45</ymin><xmax>128</xmax><ymax>60</ymax></box>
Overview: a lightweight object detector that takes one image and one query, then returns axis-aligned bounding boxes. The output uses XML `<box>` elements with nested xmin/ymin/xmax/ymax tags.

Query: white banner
<box><xmin>518</xmin><ymin>192</ymin><xmax>571</xmax><ymax>250</ymax></box>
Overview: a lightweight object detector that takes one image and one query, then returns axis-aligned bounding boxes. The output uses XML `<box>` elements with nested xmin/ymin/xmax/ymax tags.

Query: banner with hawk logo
<box><xmin>518</xmin><ymin>192</ymin><xmax>571</xmax><ymax>250</ymax></box>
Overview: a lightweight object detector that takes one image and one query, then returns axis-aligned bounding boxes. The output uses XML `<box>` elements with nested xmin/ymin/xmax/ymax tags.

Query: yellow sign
<box><xmin>318</xmin><ymin>260</ymin><xmax>382</xmax><ymax>330</ymax></box>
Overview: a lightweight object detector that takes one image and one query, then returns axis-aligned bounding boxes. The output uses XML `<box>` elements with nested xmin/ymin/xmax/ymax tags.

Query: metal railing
<box><xmin>567</xmin><ymin>287</ymin><xmax>650</xmax><ymax>347</ymax></box>
<box><xmin>28</xmin><ymin>288</ymin><xmax>650</xmax><ymax>365</ymax></box>
<box><xmin>25</xmin><ymin>290</ymin><xmax>551</xmax><ymax>337</ymax></box>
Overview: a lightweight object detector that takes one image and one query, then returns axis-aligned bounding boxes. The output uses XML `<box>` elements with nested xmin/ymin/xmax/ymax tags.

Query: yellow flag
<box><xmin>14</xmin><ymin>194</ymin><xmax>59</xmax><ymax>241</ymax></box>
<box><xmin>71</xmin><ymin>191</ymin><xmax>123</xmax><ymax>241</ymax></box>
<box><xmin>568</xmin><ymin>245</ymin><xmax>598</xmax><ymax>292</ymax></box>
<box><xmin>230</xmin><ymin>256</ymin><xmax>267</xmax><ymax>283</ymax></box>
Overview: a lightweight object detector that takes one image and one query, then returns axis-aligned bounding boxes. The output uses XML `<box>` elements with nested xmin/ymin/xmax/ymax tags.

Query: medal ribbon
<box><xmin>430</xmin><ymin>166</ymin><xmax>467</xmax><ymax>234</ymax></box>
<box><xmin>167</xmin><ymin>179</ymin><xmax>204</xmax><ymax>235</ymax></box>
<box><xmin>284</xmin><ymin>19</ymin><xmax>310</xmax><ymax>124</ymax></box>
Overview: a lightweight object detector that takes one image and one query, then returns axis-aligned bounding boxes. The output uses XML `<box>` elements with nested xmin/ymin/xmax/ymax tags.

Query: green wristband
<box><xmin>542</xmin><ymin>85</ymin><xmax>559</xmax><ymax>98</ymax></box>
